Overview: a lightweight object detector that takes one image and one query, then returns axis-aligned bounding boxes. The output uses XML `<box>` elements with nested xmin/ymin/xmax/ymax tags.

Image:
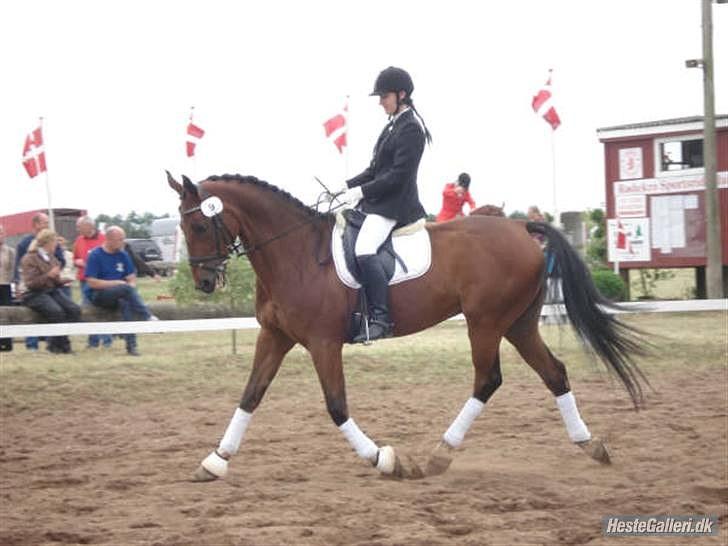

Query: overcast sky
<box><xmin>1</xmin><ymin>0</ymin><xmax>725</xmax><ymax>221</ymax></box>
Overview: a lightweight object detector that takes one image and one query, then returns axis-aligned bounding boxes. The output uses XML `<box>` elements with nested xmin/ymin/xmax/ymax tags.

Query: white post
<box><xmin>40</xmin><ymin>117</ymin><xmax>55</xmax><ymax>232</ymax></box>
<box><xmin>551</xmin><ymin>129</ymin><xmax>559</xmax><ymax>228</ymax></box>
<box><xmin>189</xmin><ymin>106</ymin><xmax>197</xmax><ymax>181</ymax></box>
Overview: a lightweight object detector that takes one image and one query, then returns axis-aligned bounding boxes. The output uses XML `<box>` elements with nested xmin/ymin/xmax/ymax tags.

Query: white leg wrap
<box><xmin>375</xmin><ymin>445</ymin><xmax>396</xmax><ymax>474</ymax></box>
<box><xmin>338</xmin><ymin>418</ymin><xmax>379</xmax><ymax>462</ymax></box>
<box><xmin>443</xmin><ymin>397</ymin><xmax>485</xmax><ymax>448</ymax></box>
<box><xmin>556</xmin><ymin>391</ymin><xmax>592</xmax><ymax>442</ymax></box>
<box><xmin>218</xmin><ymin>407</ymin><xmax>252</xmax><ymax>456</ymax></box>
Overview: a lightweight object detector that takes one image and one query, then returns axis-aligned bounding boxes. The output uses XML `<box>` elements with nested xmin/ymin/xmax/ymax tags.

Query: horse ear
<box><xmin>181</xmin><ymin>175</ymin><xmax>198</xmax><ymax>197</ymax></box>
<box><xmin>166</xmin><ymin>170</ymin><xmax>184</xmax><ymax>197</ymax></box>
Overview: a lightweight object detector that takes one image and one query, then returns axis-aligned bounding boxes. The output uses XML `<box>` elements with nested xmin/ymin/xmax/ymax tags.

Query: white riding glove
<box><xmin>338</xmin><ymin>185</ymin><xmax>363</xmax><ymax>206</ymax></box>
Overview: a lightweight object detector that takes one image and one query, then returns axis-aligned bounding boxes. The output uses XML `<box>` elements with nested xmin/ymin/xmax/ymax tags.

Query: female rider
<box><xmin>338</xmin><ymin>66</ymin><xmax>431</xmax><ymax>342</ymax></box>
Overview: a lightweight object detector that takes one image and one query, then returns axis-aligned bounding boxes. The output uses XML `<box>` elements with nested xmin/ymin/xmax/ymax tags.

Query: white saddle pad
<box><xmin>332</xmin><ymin>215</ymin><xmax>432</xmax><ymax>289</ymax></box>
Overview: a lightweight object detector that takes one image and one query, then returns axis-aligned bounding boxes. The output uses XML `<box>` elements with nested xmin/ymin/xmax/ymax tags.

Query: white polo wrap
<box><xmin>556</xmin><ymin>391</ymin><xmax>591</xmax><ymax>442</ymax></box>
<box><xmin>443</xmin><ymin>397</ymin><xmax>484</xmax><ymax>448</ymax></box>
<box><xmin>219</xmin><ymin>407</ymin><xmax>252</xmax><ymax>455</ymax></box>
<box><xmin>338</xmin><ymin>418</ymin><xmax>378</xmax><ymax>461</ymax></box>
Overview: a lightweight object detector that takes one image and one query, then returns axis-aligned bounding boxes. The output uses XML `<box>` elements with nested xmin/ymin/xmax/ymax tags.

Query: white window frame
<box><xmin>653</xmin><ymin>134</ymin><xmax>705</xmax><ymax>178</ymax></box>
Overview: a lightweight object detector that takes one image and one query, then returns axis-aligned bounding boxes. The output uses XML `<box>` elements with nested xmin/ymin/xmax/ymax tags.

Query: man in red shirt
<box><xmin>73</xmin><ymin>216</ymin><xmax>112</xmax><ymax>348</ymax></box>
<box><xmin>436</xmin><ymin>172</ymin><xmax>476</xmax><ymax>223</ymax></box>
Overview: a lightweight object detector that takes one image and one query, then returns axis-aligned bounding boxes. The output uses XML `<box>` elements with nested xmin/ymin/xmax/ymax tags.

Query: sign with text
<box><xmin>616</xmin><ymin>194</ymin><xmax>647</xmax><ymax>217</ymax></box>
<box><xmin>607</xmin><ymin>218</ymin><xmax>651</xmax><ymax>262</ymax></box>
<box><xmin>614</xmin><ymin>171</ymin><xmax>728</xmax><ymax>197</ymax></box>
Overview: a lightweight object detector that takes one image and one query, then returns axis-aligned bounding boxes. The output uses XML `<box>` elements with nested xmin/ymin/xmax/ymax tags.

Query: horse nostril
<box><xmin>199</xmin><ymin>279</ymin><xmax>215</xmax><ymax>293</ymax></box>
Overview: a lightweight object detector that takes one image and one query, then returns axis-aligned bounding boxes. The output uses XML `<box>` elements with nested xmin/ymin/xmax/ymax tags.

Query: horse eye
<box><xmin>191</xmin><ymin>223</ymin><xmax>207</xmax><ymax>235</ymax></box>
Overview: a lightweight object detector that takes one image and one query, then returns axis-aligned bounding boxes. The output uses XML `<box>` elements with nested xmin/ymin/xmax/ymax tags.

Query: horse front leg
<box><xmin>193</xmin><ymin>326</ymin><xmax>295</xmax><ymax>481</ymax></box>
<box><xmin>309</xmin><ymin>340</ymin><xmax>423</xmax><ymax>479</ymax></box>
<box><xmin>426</xmin><ymin>326</ymin><xmax>502</xmax><ymax>477</ymax></box>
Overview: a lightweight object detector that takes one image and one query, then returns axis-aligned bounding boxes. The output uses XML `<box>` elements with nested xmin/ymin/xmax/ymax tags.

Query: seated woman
<box><xmin>21</xmin><ymin>229</ymin><xmax>81</xmax><ymax>353</ymax></box>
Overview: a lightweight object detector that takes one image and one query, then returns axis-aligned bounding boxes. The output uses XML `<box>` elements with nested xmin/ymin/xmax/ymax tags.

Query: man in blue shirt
<box><xmin>85</xmin><ymin>226</ymin><xmax>156</xmax><ymax>356</ymax></box>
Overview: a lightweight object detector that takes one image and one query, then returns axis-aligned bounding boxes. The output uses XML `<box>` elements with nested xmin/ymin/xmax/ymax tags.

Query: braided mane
<box><xmin>204</xmin><ymin>174</ymin><xmax>334</xmax><ymax>221</ymax></box>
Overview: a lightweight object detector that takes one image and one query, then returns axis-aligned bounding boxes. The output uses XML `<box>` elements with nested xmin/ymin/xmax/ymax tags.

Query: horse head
<box><xmin>167</xmin><ymin>171</ymin><xmax>240</xmax><ymax>294</ymax></box>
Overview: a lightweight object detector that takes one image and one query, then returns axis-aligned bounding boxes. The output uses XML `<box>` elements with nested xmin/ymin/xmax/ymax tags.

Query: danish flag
<box><xmin>532</xmin><ymin>70</ymin><xmax>561</xmax><ymax>130</ymax></box>
<box><xmin>323</xmin><ymin>102</ymin><xmax>347</xmax><ymax>153</ymax></box>
<box><xmin>22</xmin><ymin>126</ymin><xmax>47</xmax><ymax>179</ymax></box>
<box><xmin>186</xmin><ymin>121</ymin><xmax>205</xmax><ymax>157</ymax></box>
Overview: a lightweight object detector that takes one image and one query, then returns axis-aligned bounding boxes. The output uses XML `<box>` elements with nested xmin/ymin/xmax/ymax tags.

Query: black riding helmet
<box><xmin>457</xmin><ymin>173</ymin><xmax>471</xmax><ymax>190</ymax></box>
<box><xmin>370</xmin><ymin>66</ymin><xmax>414</xmax><ymax>97</ymax></box>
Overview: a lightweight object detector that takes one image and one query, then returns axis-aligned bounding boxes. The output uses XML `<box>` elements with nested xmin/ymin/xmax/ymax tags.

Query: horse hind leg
<box><xmin>425</xmin><ymin>325</ymin><xmax>503</xmax><ymax>477</ymax></box>
<box><xmin>505</xmin><ymin>312</ymin><xmax>611</xmax><ymax>464</ymax></box>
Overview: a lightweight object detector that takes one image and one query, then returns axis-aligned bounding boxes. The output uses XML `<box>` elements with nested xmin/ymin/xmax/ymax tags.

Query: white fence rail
<box><xmin>1</xmin><ymin>299</ymin><xmax>725</xmax><ymax>338</ymax></box>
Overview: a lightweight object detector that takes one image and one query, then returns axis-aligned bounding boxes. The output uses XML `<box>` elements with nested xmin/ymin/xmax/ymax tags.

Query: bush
<box><xmin>591</xmin><ymin>269</ymin><xmax>626</xmax><ymax>301</ymax></box>
<box><xmin>169</xmin><ymin>256</ymin><xmax>256</xmax><ymax>315</ymax></box>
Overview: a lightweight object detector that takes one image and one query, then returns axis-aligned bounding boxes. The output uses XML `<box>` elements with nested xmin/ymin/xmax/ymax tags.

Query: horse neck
<box><xmin>215</xmin><ymin>182</ymin><xmax>330</xmax><ymax>289</ymax></box>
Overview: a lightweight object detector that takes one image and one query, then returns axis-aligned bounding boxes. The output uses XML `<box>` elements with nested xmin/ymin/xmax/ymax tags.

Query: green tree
<box><xmin>95</xmin><ymin>211</ymin><xmax>169</xmax><ymax>238</ymax></box>
<box><xmin>584</xmin><ymin>208</ymin><xmax>607</xmax><ymax>269</ymax></box>
<box><xmin>169</xmin><ymin>256</ymin><xmax>256</xmax><ymax>315</ymax></box>
<box><xmin>509</xmin><ymin>210</ymin><xmax>528</xmax><ymax>220</ymax></box>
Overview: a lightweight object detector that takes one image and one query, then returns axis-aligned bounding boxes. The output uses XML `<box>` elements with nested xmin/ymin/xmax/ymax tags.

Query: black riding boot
<box><xmin>352</xmin><ymin>254</ymin><xmax>393</xmax><ymax>343</ymax></box>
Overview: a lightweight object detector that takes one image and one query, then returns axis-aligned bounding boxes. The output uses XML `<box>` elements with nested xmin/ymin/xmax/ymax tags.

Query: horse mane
<box><xmin>205</xmin><ymin>174</ymin><xmax>334</xmax><ymax>222</ymax></box>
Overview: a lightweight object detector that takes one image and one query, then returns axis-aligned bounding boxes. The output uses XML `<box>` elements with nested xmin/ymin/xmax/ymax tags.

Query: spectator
<box><xmin>14</xmin><ymin>212</ymin><xmax>65</xmax><ymax>352</ymax></box>
<box><xmin>527</xmin><ymin>205</ymin><xmax>547</xmax><ymax>247</ymax></box>
<box><xmin>84</xmin><ymin>226</ymin><xmax>157</xmax><ymax>356</ymax></box>
<box><xmin>436</xmin><ymin>173</ymin><xmax>476</xmax><ymax>223</ymax></box>
<box><xmin>20</xmin><ymin>229</ymin><xmax>80</xmax><ymax>354</ymax></box>
<box><xmin>73</xmin><ymin>216</ymin><xmax>112</xmax><ymax>349</ymax></box>
<box><xmin>0</xmin><ymin>225</ymin><xmax>15</xmax><ymax>352</ymax></box>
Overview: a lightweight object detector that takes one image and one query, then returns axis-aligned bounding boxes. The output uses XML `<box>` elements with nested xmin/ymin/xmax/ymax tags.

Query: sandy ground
<box><xmin>1</xmin><ymin>365</ymin><xmax>726</xmax><ymax>545</ymax></box>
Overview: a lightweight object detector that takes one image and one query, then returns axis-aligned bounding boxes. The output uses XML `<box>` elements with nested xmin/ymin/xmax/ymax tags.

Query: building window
<box><xmin>656</xmin><ymin>137</ymin><xmax>704</xmax><ymax>174</ymax></box>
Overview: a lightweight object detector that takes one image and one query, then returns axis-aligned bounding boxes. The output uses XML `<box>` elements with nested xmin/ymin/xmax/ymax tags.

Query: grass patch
<box><xmin>1</xmin><ymin>312</ymin><xmax>725</xmax><ymax>414</ymax></box>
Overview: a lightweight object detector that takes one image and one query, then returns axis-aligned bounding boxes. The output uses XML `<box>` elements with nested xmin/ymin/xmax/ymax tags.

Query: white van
<box><xmin>150</xmin><ymin>217</ymin><xmax>186</xmax><ymax>263</ymax></box>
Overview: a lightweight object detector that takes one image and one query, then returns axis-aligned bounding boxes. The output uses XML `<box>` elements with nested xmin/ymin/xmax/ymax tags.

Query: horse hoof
<box><xmin>392</xmin><ymin>452</ymin><xmax>425</xmax><ymax>480</ymax></box>
<box><xmin>192</xmin><ymin>464</ymin><xmax>219</xmax><ymax>482</ymax></box>
<box><xmin>425</xmin><ymin>441</ymin><xmax>455</xmax><ymax>477</ymax></box>
<box><xmin>577</xmin><ymin>437</ymin><xmax>611</xmax><ymax>465</ymax></box>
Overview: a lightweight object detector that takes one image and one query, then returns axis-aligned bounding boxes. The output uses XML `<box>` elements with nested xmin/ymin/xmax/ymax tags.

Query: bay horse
<box><xmin>167</xmin><ymin>172</ymin><xmax>648</xmax><ymax>481</ymax></box>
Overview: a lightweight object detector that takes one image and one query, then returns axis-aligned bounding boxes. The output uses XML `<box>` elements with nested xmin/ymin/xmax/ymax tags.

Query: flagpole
<box><xmin>40</xmin><ymin>117</ymin><xmax>56</xmax><ymax>232</ymax></box>
<box><xmin>344</xmin><ymin>95</ymin><xmax>350</xmax><ymax>180</ymax></box>
<box><xmin>550</xmin><ymin>129</ymin><xmax>558</xmax><ymax>228</ymax></box>
<box><xmin>189</xmin><ymin>106</ymin><xmax>197</xmax><ymax>181</ymax></box>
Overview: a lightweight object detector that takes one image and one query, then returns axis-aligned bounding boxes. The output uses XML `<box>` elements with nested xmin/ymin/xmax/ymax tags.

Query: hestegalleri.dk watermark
<box><xmin>602</xmin><ymin>515</ymin><xmax>718</xmax><ymax>536</ymax></box>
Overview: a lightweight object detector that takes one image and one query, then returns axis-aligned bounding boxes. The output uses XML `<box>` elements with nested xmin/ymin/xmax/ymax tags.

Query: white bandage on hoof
<box><xmin>375</xmin><ymin>445</ymin><xmax>396</xmax><ymax>474</ymax></box>
<box><xmin>556</xmin><ymin>391</ymin><xmax>592</xmax><ymax>443</ymax></box>
<box><xmin>201</xmin><ymin>450</ymin><xmax>229</xmax><ymax>478</ymax></box>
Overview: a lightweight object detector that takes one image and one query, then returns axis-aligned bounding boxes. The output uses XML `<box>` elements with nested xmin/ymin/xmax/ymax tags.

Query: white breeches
<box><xmin>355</xmin><ymin>213</ymin><xmax>396</xmax><ymax>256</ymax></box>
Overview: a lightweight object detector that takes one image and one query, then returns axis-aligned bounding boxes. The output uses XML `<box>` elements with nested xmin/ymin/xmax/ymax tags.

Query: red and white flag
<box><xmin>186</xmin><ymin>121</ymin><xmax>205</xmax><ymax>157</ymax></box>
<box><xmin>532</xmin><ymin>70</ymin><xmax>561</xmax><ymax>130</ymax></box>
<box><xmin>323</xmin><ymin>102</ymin><xmax>347</xmax><ymax>153</ymax></box>
<box><xmin>22</xmin><ymin>125</ymin><xmax>47</xmax><ymax>179</ymax></box>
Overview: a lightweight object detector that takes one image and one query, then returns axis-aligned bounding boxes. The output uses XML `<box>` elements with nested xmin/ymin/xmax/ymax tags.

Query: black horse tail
<box><xmin>526</xmin><ymin>221</ymin><xmax>651</xmax><ymax>408</ymax></box>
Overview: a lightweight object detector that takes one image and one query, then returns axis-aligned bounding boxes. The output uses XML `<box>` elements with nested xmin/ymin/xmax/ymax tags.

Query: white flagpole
<box><xmin>344</xmin><ymin>95</ymin><xmax>350</xmax><ymax>181</ymax></box>
<box><xmin>189</xmin><ymin>106</ymin><xmax>197</xmax><ymax>181</ymax></box>
<box><xmin>40</xmin><ymin>117</ymin><xmax>56</xmax><ymax>232</ymax></box>
<box><xmin>551</xmin><ymin>129</ymin><xmax>558</xmax><ymax>228</ymax></box>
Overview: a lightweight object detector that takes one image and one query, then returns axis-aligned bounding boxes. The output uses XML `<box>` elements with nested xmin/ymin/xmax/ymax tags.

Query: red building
<box><xmin>597</xmin><ymin>115</ymin><xmax>728</xmax><ymax>297</ymax></box>
<box><xmin>0</xmin><ymin>208</ymin><xmax>87</xmax><ymax>248</ymax></box>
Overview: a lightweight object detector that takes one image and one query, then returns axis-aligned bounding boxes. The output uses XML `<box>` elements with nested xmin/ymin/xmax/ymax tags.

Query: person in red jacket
<box><xmin>73</xmin><ymin>216</ymin><xmax>112</xmax><ymax>348</ymax></box>
<box><xmin>436</xmin><ymin>172</ymin><xmax>476</xmax><ymax>222</ymax></box>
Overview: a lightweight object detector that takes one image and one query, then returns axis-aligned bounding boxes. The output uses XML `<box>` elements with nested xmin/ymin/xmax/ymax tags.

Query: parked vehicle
<box><xmin>125</xmin><ymin>238</ymin><xmax>163</xmax><ymax>262</ymax></box>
